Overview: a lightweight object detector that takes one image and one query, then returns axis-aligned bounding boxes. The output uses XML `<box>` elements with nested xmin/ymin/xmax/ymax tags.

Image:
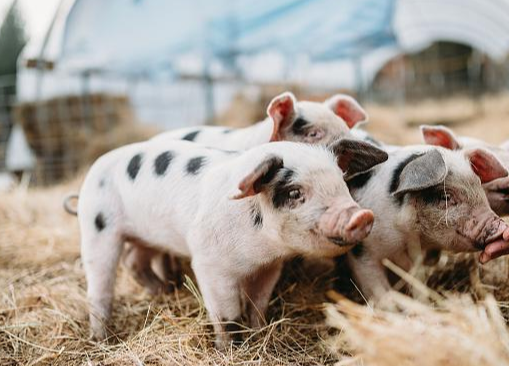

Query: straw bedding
<box><xmin>2</xmin><ymin>94</ymin><xmax>509</xmax><ymax>365</ymax></box>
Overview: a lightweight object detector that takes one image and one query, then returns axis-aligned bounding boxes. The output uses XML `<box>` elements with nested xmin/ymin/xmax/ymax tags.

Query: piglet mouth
<box><xmin>478</xmin><ymin>225</ymin><xmax>509</xmax><ymax>264</ymax></box>
<box><xmin>479</xmin><ymin>236</ymin><xmax>509</xmax><ymax>264</ymax></box>
<box><xmin>327</xmin><ymin>236</ymin><xmax>357</xmax><ymax>247</ymax></box>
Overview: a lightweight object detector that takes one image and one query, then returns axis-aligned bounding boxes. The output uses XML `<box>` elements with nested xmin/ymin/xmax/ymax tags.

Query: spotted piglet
<box><xmin>78</xmin><ymin>138</ymin><xmax>387</xmax><ymax>347</ymax></box>
<box><xmin>345</xmin><ymin>144</ymin><xmax>509</xmax><ymax>301</ymax></box>
<box><xmin>152</xmin><ymin>91</ymin><xmax>368</xmax><ymax>148</ymax></box>
<box><xmin>125</xmin><ymin>91</ymin><xmax>370</xmax><ymax>291</ymax></box>
<box><xmin>421</xmin><ymin>125</ymin><xmax>509</xmax><ymax>217</ymax></box>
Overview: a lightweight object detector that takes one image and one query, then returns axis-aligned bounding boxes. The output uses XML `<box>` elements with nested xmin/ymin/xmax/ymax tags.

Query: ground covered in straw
<box><xmin>2</xmin><ymin>94</ymin><xmax>509</xmax><ymax>365</ymax></box>
<box><xmin>0</xmin><ymin>180</ymin><xmax>342</xmax><ymax>365</ymax></box>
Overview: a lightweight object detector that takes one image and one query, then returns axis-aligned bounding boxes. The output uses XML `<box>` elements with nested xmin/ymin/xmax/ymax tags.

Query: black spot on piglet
<box><xmin>347</xmin><ymin>171</ymin><xmax>373</xmax><ymax>191</ymax></box>
<box><xmin>182</xmin><ymin>130</ymin><xmax>200</xmax><ymax>142</ymax></box>
<box><xmin>291</xmin><ymin>117</ymin><xmax>310</xmax><ymax>136</ymax></box>
<box><xmin>186</xmin><ymin>156</ymin><xmax>206</xmax><ymax>175</ymax></box>
<box><xmin>154</xmin><ymin>151</ymin><xmax>174</xmax><ymax>176</ymax></box>
<box><xmin>272</xmin><ymin>169</ymin><xmax>295</xmax><ymax>209</ymax></box>
<box><xmin>250</xmin><ymin>203</ymin><xmax>263</xmax><ymax>228</ymax></box>
<box><xmin>95</xmin><ymin>213</ymin><xmax>106</xmax><ymax>232</ymax></box>
<box><xmin>127</xmin><ymin>153</ymin><xmax>143</xmax><ymax>181</ymax></box>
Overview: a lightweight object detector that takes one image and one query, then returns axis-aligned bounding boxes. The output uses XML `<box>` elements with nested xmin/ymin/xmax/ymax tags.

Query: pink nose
<box><xmin>319</xmin><ymin>204</ymin><xmax>375</xmax><ymax>246</ymax></box>
<box><xmin>344</xmin><ymin>209</ymin><xmax>374</xmax><ymax>243</ymax></box>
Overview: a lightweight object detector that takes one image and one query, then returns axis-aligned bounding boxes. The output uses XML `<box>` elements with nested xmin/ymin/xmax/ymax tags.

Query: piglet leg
<box><xmin>123</xmin><ymin>242</ymin><xmax>169</xmax><ymax>295</ymax></box>
<box><xmin>242</xmin><ymin>261</ymin><xmax>283</xmax><ymax>329</ymax></box>
<box><xmin>192</xmin><ymin>257</ymin><xmax>243</xmax><ymax>349</ymax></box>
<box><xmin>153</xmin><ymin>252</ymin><xmax>183</xmax><ymax>289</ymax></box>
<box><xmin>347</xmin><ymin>250</ymin><xmax>392</xmax><ymax>302</ymax></box>
<box><xmin>82</xmin><ymin>230</ymin><xmax>124</xmax><ymax>340</ymax></box>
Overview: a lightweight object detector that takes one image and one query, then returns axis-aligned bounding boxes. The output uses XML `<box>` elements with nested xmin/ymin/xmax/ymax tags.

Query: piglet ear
<box><xmin>393</xmin><ymin>150</ymin><xmax>447</xmax><ymax>196</ymax></box>
<box><xmin>325</xmin><ymin>94</ymin><xmax>368</xmax><ymax>129</ymax></box>
<box><xmin>330</xmin><ymin>139</ymin><xmax>388</xmax><ymax>179</ymax></box>
<box><xmin>420</xmin><ymin>125</ymin><xmax>461</xmax><ymax>150</ymax></box>
<box><xmin>231</xmin><ymin>155</ymin><xmax>284</xmax><ymax>199</ymax></box>
<box><xmin>267</xmin><ymin>92</ymin><xmax>297</xmax><ymax>142</ymax></box>
<box><xmin>466</xmin><ymin>148</ymin><xmax>508</xmax><ymax>184</ymax></box>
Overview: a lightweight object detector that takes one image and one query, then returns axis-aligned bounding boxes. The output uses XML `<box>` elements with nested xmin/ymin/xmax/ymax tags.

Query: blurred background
<box><xmin>0</xmin><ymin>0</ymin><xmax>508</xmax><ymax>186</ymax></box>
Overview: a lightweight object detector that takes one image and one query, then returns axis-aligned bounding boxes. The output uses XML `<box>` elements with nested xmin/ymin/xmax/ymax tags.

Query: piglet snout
<box><xmin>344</xmin><ymin>209</ymin><xmax>375</xmax><ymax>242</ymax></box>
<box><xmin>479</xmin><ymin>219</ymin><xmax>509</xmax><ymax>264</ymax></box>
<box><xmin>319</xmin><ymin>201</ymin><xmax>374</xmax><ymax>246</ymax></box>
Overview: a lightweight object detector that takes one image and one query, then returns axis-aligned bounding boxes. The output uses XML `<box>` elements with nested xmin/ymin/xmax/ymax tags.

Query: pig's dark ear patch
<box><xmin>330</xmin><ymin>139</ymin><xmax>388</xmax><ymax>179</ymax></box>
<box><xmin>467</xmin><ymin>148</ymin><xmax>508</xmax><ymax>184</ymax></box>
<box><xmin>267</xmin><ymin>92</ymin><xmax>297</xmax><ymax>142</ymax></box>
<box><xmin>420</xmin><ymin>125</ymin><xmax>461</xmax><ymax>150</ymax></box>
<box><xmin>392</xmin><ymin>149</ymin><xmax>447</xmax><ymax>196</ymax></box>
<box><xmin>325</xmin><ymin>94</ymin><xmax>368</xmax><ymax>129</ymax></box>
<box><xmin>232</xmin><ymin>155</ymin><xmax>284</xmax><ymax>199</ymax></box>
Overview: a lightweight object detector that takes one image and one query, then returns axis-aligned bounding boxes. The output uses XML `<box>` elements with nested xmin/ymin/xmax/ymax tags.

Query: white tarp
<box><xmin>395</xmin><ymin>0</ymin><xmax>509</xmax><ymax>62</ymax></box>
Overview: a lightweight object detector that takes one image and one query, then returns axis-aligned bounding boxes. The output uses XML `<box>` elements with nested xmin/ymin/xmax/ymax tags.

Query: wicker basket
<box><xmin>14</xmin><ymin>94</ymin><xmax>136</xmax><ymax>185</ymax></box>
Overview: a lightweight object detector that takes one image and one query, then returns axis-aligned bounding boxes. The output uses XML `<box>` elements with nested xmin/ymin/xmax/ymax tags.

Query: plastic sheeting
<box><xmin>57</xmin><ymin>0</ymin><xmax>395</xmax><ymax>75</ymax></box>
<box><xmin>395</xmin><ymin>0</ymin><xmax>509</xmax><ymax>62</ymax></box>
<box><xmin>16</xmin><ymin>0</ymin><xmax>509</xmax><ymax>100</ymax></box>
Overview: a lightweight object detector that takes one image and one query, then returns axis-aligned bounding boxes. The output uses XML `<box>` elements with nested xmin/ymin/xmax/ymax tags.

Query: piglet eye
<box><xmin>288</xmin><ymin>188</ymin><xmax>302</xmax><ymax>200</ymax></box>
<box><xmin>441</xmin><ymin>192</ymin><xmax>456</xmax><ymax>205</ymax></box>
<box><xmin>307</xmin><ymin>130</ymin><xmax>319</xmax><ymax>138</ymax></box>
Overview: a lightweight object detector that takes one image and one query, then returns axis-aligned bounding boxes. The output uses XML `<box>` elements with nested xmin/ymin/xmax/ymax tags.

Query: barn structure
<box><xmin>16</xmin><ymin>0</ymin><xmax>509</xmax><ymax>123</ymax></box>
<box><xmin>3</xmin><ymin>0</ymin><xmax>509</xmax><ymax>183</ymax></box>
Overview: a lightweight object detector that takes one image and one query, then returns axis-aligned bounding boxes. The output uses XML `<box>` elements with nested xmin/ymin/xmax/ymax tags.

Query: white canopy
<box><xmin>15</xmin><ymin>0</ymin><xmax>509</xmax><ymax>122</ymax></box>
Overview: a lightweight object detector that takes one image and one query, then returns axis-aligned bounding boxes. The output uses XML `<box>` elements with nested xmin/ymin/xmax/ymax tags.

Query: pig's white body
<box><xmin>78</xmin><ymin>138</ymin><xmax>384</xmax><ymax>347</ymax></box>
<box><xmin>154</xmin><ymin>124</ymin><xmax>273</xmax><ymax>151</ymax></box>
<box><xmin>81</xmin><ymin>141</ymin><xmax>344</xmax><ymax>262</ymax></box>
<box><xmin>122</xmin><ymin>92</ymin><xmax>366</xmax><ymax>289</ymax></box>
<box><xmin>152</xmin><ymin>99</ymin><xmax>356</xmax><ymax>149</ymax></box>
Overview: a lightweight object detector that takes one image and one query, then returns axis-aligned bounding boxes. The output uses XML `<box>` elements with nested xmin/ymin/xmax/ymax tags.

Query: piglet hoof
<box><xmin>344</xmin><ymin>209</ymin><xmax>374</xmax><ymax>243</ymax></box>
<box><xmin>214</xmin><ymin>335</ymin><xmax>243</xmax><ymax>350</ymax></box>
<box><xmin>225</xmin><ymin>321</ymin><xmax>244</xmax><ymax>345</ymax></box>
<box><xmin>159</xmin><ymin>254</ymin><xmax>184</xmax><ymax>292</ymax></box>
<box><xmin>248</xmin><ymin>312</ymin><xmax>267</xmax><ymax>330</ymax></box>
<box><xmin>215</xmin><ymin>320</ymin><xmax>244</xmax><ymax>349</ymax></box>
<box><xmin>90</xmin><ymin>318</ymin><xmax>109</xmax><ymax>342</ymax></box>
<box><xmin>164</xmin><ymin>280</ymin><xmax>180</xmax><ymax>294</ymax></box>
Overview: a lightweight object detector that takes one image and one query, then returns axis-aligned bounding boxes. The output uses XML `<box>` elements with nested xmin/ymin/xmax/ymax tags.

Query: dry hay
<box><xmin>2</xmin><ymin>94</ymin><xmax>509</xmax><ymax>365</ymax></box>
<box><xmin>3</xmin><ymin>183</ymin><xmax>509</xmax><ymax>366</ymax></box>
<box><xmin>325</xmin><ymin>291</ymin><xmax>509</xmax><ymax>366</ymax></box>
<box><xmin>364</xmin><ymin>92</ymin><xmax>509</xmax><ymax>146</ymax></box>
<box><xmin>0</xmin><ymin>179</ymin><xmax>337</xmax><ymax>365</ymax></box>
